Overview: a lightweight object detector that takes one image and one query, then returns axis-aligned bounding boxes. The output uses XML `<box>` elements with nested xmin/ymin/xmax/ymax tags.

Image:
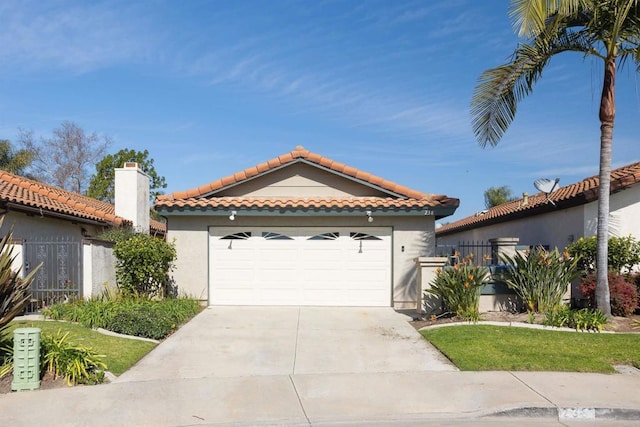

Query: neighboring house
<box><xmin>155</xmin><ymin>146</ymin><xmax>459</xmax><ymax>308</ymax></box>
<box><xmin>0</xmin><ymin>164</ymin><xmax>165</xmax><ymax>308</ymax></box>
<box><xmin>436</xmin><ymin>161</ymin><xmax>640</xmax><ymax>252</ymax></box>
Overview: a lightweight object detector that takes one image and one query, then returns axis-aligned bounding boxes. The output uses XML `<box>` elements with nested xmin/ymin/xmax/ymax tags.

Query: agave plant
<box><xmin>0</xmin><ymin>220</ymin><xmax>41</xmax><ymax>331</ymax></box>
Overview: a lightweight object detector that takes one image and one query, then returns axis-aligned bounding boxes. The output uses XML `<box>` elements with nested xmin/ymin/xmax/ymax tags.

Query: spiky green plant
<box><xmin>0</xmin><ymin>221</ymin><xmax>41</xmax><ymax>331</ymax></box>
<box><xmin>426</xmin><ymin>255</ymin><xmax>489</xmax><ymax>322</ymax></box>
<box><xmin>500</xmin><ymin>247</ymin><xmax>581</xmax><ymax>314</ymax></box>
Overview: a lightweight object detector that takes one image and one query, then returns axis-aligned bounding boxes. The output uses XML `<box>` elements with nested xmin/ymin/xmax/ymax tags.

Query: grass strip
<box><xmin>6</xmin><ymin>320</ymin><xmax>156</xmax><ymax>375</ymax></box>
<box><xmin>421</xmin><ymin>325</ymin><xmax>640</xmax><ymax>373</ymax></box>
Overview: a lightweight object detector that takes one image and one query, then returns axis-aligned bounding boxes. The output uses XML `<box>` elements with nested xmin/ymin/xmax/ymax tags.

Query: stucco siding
<box><xmin>167</xmin><ymin>214</ymin><xmax>434</xmax><ymax>308</ymax></box>
<box><xmin>437</xmin><ymin>205</ymin><xmax>585</xmax><ymax>252</ymax></box>
<box><xmin>583</xmin><ymin>185</ymin><xmax>640</xmax><ymax>239</ymax></box>
<box><xmin>218</xmin><ymin>163</ymin><xmax>389</xmax><ymax>198</ymax></box>
<box><xmin>0</xmin><ymin>211</ymin><xmax>103</xmax><ymax>241</ymax></box>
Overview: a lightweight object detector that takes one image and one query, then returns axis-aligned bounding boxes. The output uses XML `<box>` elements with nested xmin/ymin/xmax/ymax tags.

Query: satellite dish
<box><xmin>534</xmin><ymin>178</ymin><xmax>560</xmax><ymax>206</ymax></box>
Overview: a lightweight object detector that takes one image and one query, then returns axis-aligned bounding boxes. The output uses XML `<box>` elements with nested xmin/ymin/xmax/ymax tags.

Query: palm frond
<box><xmin>472</xmin><ymin>28</ymin><xmax>593</xmax><ymax>148</ymax></box>
<box><xmin>510</xmin><ymin>0</ymin><xmax>585</xmax><ymax>37</ymax></box>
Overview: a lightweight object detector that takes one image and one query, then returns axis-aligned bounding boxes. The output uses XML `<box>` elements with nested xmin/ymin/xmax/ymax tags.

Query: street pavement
<box><xmin>1</xmin><ymin>307</ymin><xmax>639</xmax><ymax>426</ymax></box>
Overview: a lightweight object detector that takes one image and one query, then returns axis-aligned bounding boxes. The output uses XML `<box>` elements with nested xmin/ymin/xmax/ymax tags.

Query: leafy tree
<box><xmin>484</xmin><ymin>186</ymin><xmax>515</xmax><ymax>208</ymax></box>
<box><xmin>0</xmin><ymin>140</ymin><xmax>34</xmax><ymax>175</ymax></box>
<box><xmin>471</xmin><ymin>0</ymin><xmax>640</xmax><ymax>316</ymax></box>
<box><xmin>19</xmin><ymin>121</ymin><xmax>111</xmax><ymax>193</ymax></box>
<box><xmin>87</xmin><ymin>149</ymin><xmax>167</xmax><ymax>204</ymax></box>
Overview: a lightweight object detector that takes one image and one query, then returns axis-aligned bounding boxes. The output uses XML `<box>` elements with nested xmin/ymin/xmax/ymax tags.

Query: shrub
<box><xmin>107</xmin><ymin>305</ymin><xmax>174</xmax><ymax>340</ymax></box>
<box><xmin>113</xmin><ymin>233</ymin><xmax>177</xmax><ymax>298</ymax></box>
<box><xmin>567</xmin><ymin>235</ymin><xmax>640</xmax><ymax>274</ymax></box>
<box><xmin>426</xmin><ymin>255</ymin><xmax>489</xmax><ymax>322</ymax></box>
<box><xmin>580</xmin><ymin>273</ymin><xmax>638</xmax><ymax>317</ymax></box>
<box><xmin>500</xmin><ymin>247</ymin><xmax>580</xmax><ymax>314</ymax></box>
<box><xmin>41</xmin><ymin>330</ymin><xmax>106</xmax><ymax>385</ymax></box>
<box><xmin>543</xmin><ymin>305</ymin><xmax>608</xmax><ymax>331</ymax></box>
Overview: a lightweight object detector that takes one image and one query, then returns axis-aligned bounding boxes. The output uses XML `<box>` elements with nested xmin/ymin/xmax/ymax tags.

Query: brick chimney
<box><xmin>115</xmin><ymin>162</ymin><xmax>150</xmax><ymax>233</ymax></box>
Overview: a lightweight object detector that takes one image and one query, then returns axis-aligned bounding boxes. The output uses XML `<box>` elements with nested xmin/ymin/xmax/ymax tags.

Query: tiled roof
<box><xmin>156</xmin><ymin>146</ymin><xmax>459</xmax><ymax>213</ymax></box>
<box><xmin>436</xmin><ymin>161</ymin><xmax>640</xmax><ymax>236</ymax></box>
<box><xmin>0</xmin><ymin>170</ymin><xmax>166</xmax><ymax>235</ymax></box>
<box><xmin>156</xmin><ymin>196</ymin><xmax>456</xmax><ymax>210</ymax></box>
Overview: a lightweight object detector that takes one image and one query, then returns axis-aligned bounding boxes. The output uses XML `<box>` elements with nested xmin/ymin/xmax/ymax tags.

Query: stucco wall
<box><xmin>218</xmin><ymin>163</ymin><xmax>389</xmax><ymax>198</ymax></box>
<box><xmin>438</xmin><ymin>185</ymin><xmax>640</xmax><ymax>250</ymax></box>
<box><xmin>0</xmin><ymin>211</ymin><xmax>104</xmax><ymax>241</ymax></box>
<box><xmin>82</xmin><ymin>240</ymin><xmax>117</xmax><ymax>298</ymax></box>
<box><xmin>583</xmin><ymin>185</ymin><xmax>640</xmax><ymax>238</ymax></box>
<box><xmin>437</xmin><ymin>204</ymin><xmax>585</xmax><ymax>251</ymax></box>
<box><xmin>166</xmin><ymin>214</ymin><xmax>435</xmax><ymax>308</ymax></box>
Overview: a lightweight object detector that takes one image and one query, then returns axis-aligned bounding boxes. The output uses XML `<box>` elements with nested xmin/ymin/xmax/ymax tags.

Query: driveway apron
<box><xmin>115</xmin><ymin>306</ymin><xmax>456</xmax><ymax>383</ymax></box>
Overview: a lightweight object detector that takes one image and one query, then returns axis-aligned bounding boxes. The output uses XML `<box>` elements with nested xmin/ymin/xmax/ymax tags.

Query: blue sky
<box><xmin>1</xmin><ymin>0</ymin><xmax>638</xmax><ymax>222</ymax></box>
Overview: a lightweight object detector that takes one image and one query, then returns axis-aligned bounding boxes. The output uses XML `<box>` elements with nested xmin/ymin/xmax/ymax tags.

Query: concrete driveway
<box><xmin>115</xmin><ymin>306</ymin><xmax>456</xmax><ymax>383</ymax></box>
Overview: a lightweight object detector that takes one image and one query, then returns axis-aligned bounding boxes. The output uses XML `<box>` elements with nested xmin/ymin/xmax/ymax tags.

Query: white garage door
<box><xmin>209</xmin><ymin>227</ymin><xmax>391</xmax><ymax>306</ymax></box>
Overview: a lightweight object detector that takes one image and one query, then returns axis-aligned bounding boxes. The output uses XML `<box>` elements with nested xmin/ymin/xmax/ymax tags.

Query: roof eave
<box><xmin>156</xmin><ymin>204</ymin><xmax>457</xmax><ymax>218</ymax></box>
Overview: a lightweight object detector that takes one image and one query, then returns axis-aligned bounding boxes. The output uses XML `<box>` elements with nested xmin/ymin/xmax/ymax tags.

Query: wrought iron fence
<box><xmin>23</xmin><ymin>237</ymin><xmax>82</xmax><ymax>312</ymax></box>
<box><xmin>436</xmin><ymin>240</ymin><xmax>494</xmax><ymax>266</ymax></box>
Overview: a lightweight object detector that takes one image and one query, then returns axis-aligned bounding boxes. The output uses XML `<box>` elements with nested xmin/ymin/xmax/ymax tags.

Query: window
<box><xmin>350</xmin><ymin>232</ymin><xmax>381</xmax><ymax>241</ymax></box>
<box><xmin>262</xmin><ymin>232</ymin><xmax>293</xmax><ymax>240</ymax></box>
<box><xmin>308</xmin><ymin>232</ymin><xmax>340</xmax><ymax>241</ymax></box>
<box><xmin>220</xmin><ymin>232</ymin><xmax>251</xmax><ymax>240</ymax></box>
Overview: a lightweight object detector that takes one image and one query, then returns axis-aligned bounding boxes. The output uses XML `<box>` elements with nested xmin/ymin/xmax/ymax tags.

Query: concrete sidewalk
<box><xmin>1</xmin><ymin>307</ymin><xmax>639</xmax><ymax>426</ymax></box>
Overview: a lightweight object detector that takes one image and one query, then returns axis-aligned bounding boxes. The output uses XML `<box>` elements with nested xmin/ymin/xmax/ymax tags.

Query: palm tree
<box><xmin>471</xmin><ymin>0</ymin><xmax>640</xmax><ymax>316</ymax></box>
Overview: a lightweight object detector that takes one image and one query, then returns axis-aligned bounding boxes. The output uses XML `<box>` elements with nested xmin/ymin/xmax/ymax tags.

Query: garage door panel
<box><xmin>210</xmin><ymin>227</ymin><xmax>391</xmax><ymax>306</ymax></box>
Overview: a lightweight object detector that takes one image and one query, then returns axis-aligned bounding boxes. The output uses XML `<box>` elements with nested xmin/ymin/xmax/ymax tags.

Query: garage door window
<box><xmin>350</xmin><ymin>232</ymin><xmax>381</xmax><ymax>241</ymax></box>
<box><xmin>220</xmin><ymin>231</ymin><xmax>251</xmax><ymax>240</ymax></box>
<box><xmin>308</xmin><ymin>232</ymin><xmax>340</xmax><ymax>240</ymax></box>
<box><xmin>262</xmin><ymin>231</ymin><xmax>293</xmax><ymax>240</ymax></box>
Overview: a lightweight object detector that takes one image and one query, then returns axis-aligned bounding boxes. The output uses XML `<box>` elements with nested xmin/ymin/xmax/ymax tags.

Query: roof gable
<box><xmin>215</xmin><ymin>162</ymin><xmax>391</xmax><ymax>198</ymax></box>
<box><xmin>156</xmin><ymin>146</ymin><xmax>459</xmax><ymax>217</ymax></box>
<box><xmin>158</xmin><ymin>146</ymin><xmax>427</xmax><ymax>201</ymax></box>
<box><xmin>436</xmin><ymin>161</ymin><xmax>640</xmax><ymax>236</ymax></box>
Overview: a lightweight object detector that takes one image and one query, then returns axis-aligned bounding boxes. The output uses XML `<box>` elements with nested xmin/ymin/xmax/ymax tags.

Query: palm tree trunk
<box><xmin>595</xmin><ymin>56</ymin><xmax>616</xmax><ymax>316</ymax></box>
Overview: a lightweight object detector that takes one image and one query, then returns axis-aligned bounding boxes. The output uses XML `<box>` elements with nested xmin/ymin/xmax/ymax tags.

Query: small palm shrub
<box><xmin>500</xmin><ymin>247</ymin><xmax>580</xmax><ymax>314</ymax></box>
<box><xmin>426</xmin><ymin>255</ymin><xmax>489</xmax><ymax>322</ymax></box>
<box><xmin>579</xmin><ymin>273</ymin><xmax>638</xmax><ymax>317</ymax></box>
<box><xmin>41</xmin><ymin>330</ymin><xmax>106</xmax><ymax>385</ymax></box>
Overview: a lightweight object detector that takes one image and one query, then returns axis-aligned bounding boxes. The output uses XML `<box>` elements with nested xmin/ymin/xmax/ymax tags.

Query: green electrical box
<box><xmin>11</xmin><ymin>327</ymin><xmax>41</xmax><ymax>391</ymax></box>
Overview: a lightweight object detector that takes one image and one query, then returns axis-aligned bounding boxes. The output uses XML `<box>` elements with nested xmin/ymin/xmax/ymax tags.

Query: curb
<box><xmin>418</xmin><ymin>320</ymin><xmax>630</xmax><ymax>334</ymax></box>
<box><xmin>490</xmin><ymin>406</ymin><xmax>640</xmax><ymax>421</ymax></box>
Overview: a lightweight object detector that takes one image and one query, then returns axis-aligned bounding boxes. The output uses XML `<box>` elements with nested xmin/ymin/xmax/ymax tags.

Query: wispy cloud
<box><xmin>0</xmin><ymin>1</ymin><xmax>154</xmax><ymax>73</ymax></box>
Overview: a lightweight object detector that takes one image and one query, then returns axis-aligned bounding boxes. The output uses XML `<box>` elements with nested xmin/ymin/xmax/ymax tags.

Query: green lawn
<box><xmin>6</xmin><ymin>320</ymin><xmax>157</xmax><ymax>375</ymax></box>
<box><xmin>421</xmin><ymin>325</ymin><xmax>640</xmax><ymax>373</ymax></box>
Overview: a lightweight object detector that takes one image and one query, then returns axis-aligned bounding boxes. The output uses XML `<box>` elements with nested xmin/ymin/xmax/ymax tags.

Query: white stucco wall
<box><xmin>437</xmin><ymin>204</ymin><xmax>585</xmax><ymax>252</ymax></box>
<box><xmin>583</xmin><ymin>184</ymin><xmax>640</xmax><ymax>238</ymax></box>
<box><xmin>166</xmin><ymin>214</ymin><xmax>435</xmax><ymax>308</ymax></box>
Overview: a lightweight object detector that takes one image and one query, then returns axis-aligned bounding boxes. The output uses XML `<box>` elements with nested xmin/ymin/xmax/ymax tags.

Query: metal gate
<box><xmin>23</xmin><ymin>237</ymin><xmax>82</xmax><ymax>312</ymax></box>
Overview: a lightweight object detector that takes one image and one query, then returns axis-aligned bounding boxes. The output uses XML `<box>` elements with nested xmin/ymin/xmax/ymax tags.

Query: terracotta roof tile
<box><xmin>436</xmin><ymin>161</ymin><xmax>640</xmax><ymax>236</ymax></box>
<box><xmin>156</xmin><ymin>146</ymin><xmax>459</xmax><ymax>213</ymax></box>
<box><xmin>156</xmin><ymin>196</ymin><xmax>454</xmax><ymax>210</ymax></box>
<box><xmin>0</xmin><ymin>170</ymin><xmax>166</xmax><ymax>235</ymax></box>
<box><xmin>158</xmin><ymin>145</ymin><xmax>439</xmax><ymax>202</ymax></box>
